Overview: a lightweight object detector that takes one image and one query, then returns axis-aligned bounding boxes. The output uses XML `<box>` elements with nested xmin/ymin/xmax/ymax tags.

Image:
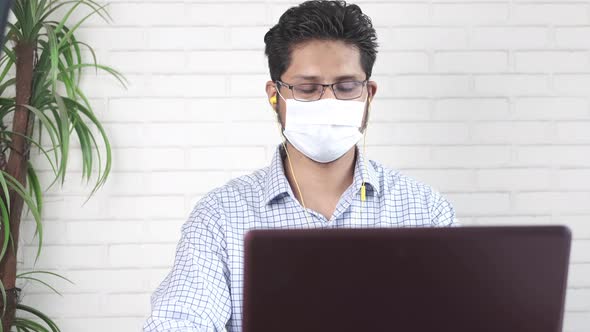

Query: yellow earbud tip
<box><xmin>361</xmin><ymin>184</ymin><xmax>366</xmax><ymax>202</ymax></box>
<box><xmin>270</xmin><ymin>95</ymin><xmax>277</xmax><ymax>104</ymax></box>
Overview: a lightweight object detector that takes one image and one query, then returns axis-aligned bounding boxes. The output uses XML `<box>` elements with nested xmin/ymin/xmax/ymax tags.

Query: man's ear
<box><xmin>265</xmin><ymin>80</ymin><xmax>279</xmax><ymax>113</ymax></box>
<box><xmin>367</xmin><ymin>80</ymin><xmax>377</xmax><ymax>103</ymax></box>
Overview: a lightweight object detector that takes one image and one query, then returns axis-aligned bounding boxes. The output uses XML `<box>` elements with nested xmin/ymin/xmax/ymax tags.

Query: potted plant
<box><xmin>0</xmin><ymin>0</ymin><xmax>126</xmax><ymax>330</ymax></box>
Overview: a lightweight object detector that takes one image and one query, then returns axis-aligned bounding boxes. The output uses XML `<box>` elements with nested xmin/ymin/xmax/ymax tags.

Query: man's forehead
<box><xmin>282</xmin><ymin>40</ymin><xmax>365</xmax><ymax>82</ymax></box>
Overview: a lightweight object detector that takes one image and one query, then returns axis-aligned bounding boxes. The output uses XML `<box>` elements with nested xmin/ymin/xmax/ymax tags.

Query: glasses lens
<box><xmin>292</xmin><ymin>84</ymin><xmax>323</xmax><ymax>101</ymax></box>
<box><xmin>333</xmin><ymin>81</ymin><xmax>364</xmax><ymax>100</ymax></box>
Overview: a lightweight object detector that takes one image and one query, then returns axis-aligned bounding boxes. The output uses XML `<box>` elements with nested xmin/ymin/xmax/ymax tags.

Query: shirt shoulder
<box><xmin>369</xmin><ymin>159</ymin><xmax>458</xmax><ymax>227</ymax></box>
<box><xmin>193</xmin><ymin>166</ymin><xmax>271</xmax><ymax>213</ymax></box>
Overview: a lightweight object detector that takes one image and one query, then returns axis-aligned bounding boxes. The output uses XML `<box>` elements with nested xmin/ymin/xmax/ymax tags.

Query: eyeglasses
<box><xmin>275</xmin><ymin>79</ymin><xmax>368</xmax><ymax>102</ymax></box>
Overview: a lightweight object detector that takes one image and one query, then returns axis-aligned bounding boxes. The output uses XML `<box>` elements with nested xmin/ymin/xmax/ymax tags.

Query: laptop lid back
<box><xmin>243</xmin><ymin>226</ymin><xmax>571</xmax><ymax>332</ymax></box>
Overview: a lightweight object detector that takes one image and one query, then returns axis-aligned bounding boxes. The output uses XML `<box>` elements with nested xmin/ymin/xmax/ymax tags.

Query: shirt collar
<box><xmin>262</xmin><ymin>144</ymin><xmax>381</xmax><ymax>206</ymax></box>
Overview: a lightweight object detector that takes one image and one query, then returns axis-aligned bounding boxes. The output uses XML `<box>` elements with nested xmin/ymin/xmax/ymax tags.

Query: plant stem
<box><xmin>0</xmin><ymin>40</ymin><xmax>34</xmax><ymax>331</ymax></box>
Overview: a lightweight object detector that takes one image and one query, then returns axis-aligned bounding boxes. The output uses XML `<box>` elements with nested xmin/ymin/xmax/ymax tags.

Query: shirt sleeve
<box><xmin>143</xmin><ymin>194</ymin><xmax>231</xmax><ymax>331</ymax></box>
<box><xmin>429</xmin><ymin>189</ymin><xmax>459</xmax><ymax>227</ymax></box>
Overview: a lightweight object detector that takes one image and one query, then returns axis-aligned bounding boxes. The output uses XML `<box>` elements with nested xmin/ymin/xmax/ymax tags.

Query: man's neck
<box><xmin>282</xmin><ymin>142</ymin><xmax>356</xmax><ymax>219</ymax></box>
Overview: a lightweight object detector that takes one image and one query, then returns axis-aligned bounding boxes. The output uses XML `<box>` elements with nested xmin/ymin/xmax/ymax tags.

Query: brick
<box><xmin>79</xmin><ymin>73</ymin><xmax>146</xmax><ymax>98</ymax></box>
<box><xmin>471</xmin><ymin>121</ymin><xmax>554</xmax><ymax>144</ymax></box>
<box><xmin>558</xmin><ymin>169</ymin><xmax>590</xmax><ymax>191</ymax></box>
<box><xmin>106</xmin><ymin>98</ymin><xmax>187</xmax><ymax>123</ymax></box>
<box><xmin>21</xmin><ymin>268</ymin><xmax>152</xmax><ymax>294</ymax></box>
<box><xmin>434</xmin><ymin>98</ymin><xmax>509</xmax><ymax>120</ymax></box>
<box><xmin>230</xmin><ymin>74</ymin><xmax>273</xmax><ymax>97</ymax></box>
<box><xmin>385</xmin><ymin>75</ymin><xmax>471</xmax><ymax>97</ymax></box>
<box><xmin>557</xmin><ymin>122</ymin><xmax>590</xmax><ymax>143</ymax></box>
<box><xmin>515</xmin><ymin>52</ymin><xmax>590</xmax><ymax>73</ymax></box>
<box><xmin>187</xmin><ymin>146</ymin><xmax>268</xmax><ymax>170</ymax></box>
<box><xmin>403</xmin><ymin>169</ymin><xmax>476</xmax><ymax>192</ymax></box>
<box><xmin>373</xmin><ymin>51</ymin><xmax>429</xmax><ymax>74</ymax></box>
<box><xmin>569</xmin><ymin>264</ymin><xmax>590</xmax><ymax>288</ymax></box>
<box><xmin>514</xmin><ymin>192</ymin><xmax>590</xmax><ymax>214</ymax></box>
<box><xmin>108</xmin><ymin>243</ymin><xmax>177</xmax><ymax>268</ymax></box>
<box><xmin>20</xmin><ymin>220</ymin><xmax>67</xmax><ymax>246</ymax></box>
<box><xmin>471</xmin><ymin>216</ymin><xmax>553</xmax><ymax>227</ymax></box>
<box><xmin>108</xmin><ymin>51</ymin><xmax>187</xmax><ymax>74</ymax></box>
<box><xmin>516</xmin><ymin>146</ymin><xmax>590</xmax><ymax>167</ymax></box>
<box><xmin>555</xmin><ymin>75</ymin><xmax>590</xmax><ymax>96</ymax></box>
<box><xmin>102</xmin><ymin>293</ymin><xmax>151</xmax><ymax>316</ymax></box>
<box><xmin>369</xmin><ymin>122</ymin><xmax>470</xmax><ymax>145</ymax></box>
<box><xmin>474</xmin><ymin>75</ymin><xmax>550</xmax><ymax>95</ymax></box>
<box><xmin>432</xmin><ymin>4</ymin><xmax>508</xmax><ymax>25</ymax></box>
<box><xmin>108</xmin><ymin>3</ymin><xmax>188</xmax><ymax>27</ymax></box>
<box><xmin>110</xmin><ymin>148</ymin><xmax>185</xmax><ymax>171</ymax></box>
<box><xmin>563</xmin><ymin>312</ymin><xmax>590</xmax><ymax>332</ymax></box>
<box><xmin>369</xmin><ymin>99</ymin><xmax>431</xmax><ymax>122</ymax></box>
<box><xmin>147</xmin><ymin>171</ymin><xmax>230</xmax><ymax>195</ymax></box>
<box><xmin>41</xmin><ymin>196</ymin><xmax>107</xmax><ymax>221</ymax></box>
<box><xmin>146</xmin><ymin>74</ymin><xmax>227</xmax><ymax>97</ymax></box>
<box><xmin>66</xmin><ymin>220</ymin><xmax>145</xmax><ymax>244</ymax></box>
<box><xmin>365</xmin><ymin>145</ymin><xmax>432</xmax><ymax>169</ymax></box>
<box><xmin>470</xmin><ymin>27</ymin><xmax>549</xmax><ymax>49</ymax></box>
<box><xmin>106</xmin><ymin>196</ymin><xmax>186</xmax><ymax>219</ymax></box>
<box><xmin>513</xmin><ymin>98</ymin><xmax>589</xmax><ymax>120</ymax></box>
<box><xmin>104</xmin><ymin>123</ymin><xmax>190</xmax><ymax>148</ymax></box>
<box><xmin>187</xmin><ymin>4</ymin><xmax>269</xmax><ymax>26</ymax></box>
<box><xmin>53</xmin><ymin>318</ymin><xmax>140</xmax><ymax>332</ymax></box>
<box><xmin>229</xmin><ymin>27</ymin><xmax>268</xmax><ymax>49</ymax></box>
<box><xmin>360</xmin><ymin>4</ymin><xmax>429</xmax><ymax>26</ymax></box>
<box><xmin>445</xmin><ymin>193</ymin><xmax>511</xmax><ymax>216</ymax></box>
<box><xmin>144</xmin><ymin>220</ymin><xmax>185</xmax><ymax>243</ymax></box>
<box><xmin>187</xmin><ymin>98</ymin><xmax>276</xmax><ymax>123</ymax></box>
<box><xmin>512</xmin><ymin>4</ymin><xmax>589</xmax><ymax>25</ymax></box>
<box><xmin>76</xmin><ymin>28</ymin><xmax>146</xmax><ymax>51</ymax></box>
<box><xmin>21</xmin><ymin>293</ymin><xmax>101</xmax><ymax>317</ymax></box>
<box><xmin>431</xmin><ymin>146</ymin><xmax>512</xmax><ymax>168</ymax></box>
<box><xmin>147</xmin><ymin>27</ymin><xmax>227</xmax><ymax>50</ymax></box>
<box><xmin>188</xmin><ymin>51</ymin><xmax>267</xmax><ymax>73</ymax></box>
<box><xmin>566</xmin><ymin>288</ymin><xmax>590</xmax><ymax>311</ymax></box>
<box><xmin>382</xmin><ymin>28</ymin><xmax>468</xmax><ymax>50</ymax></box>
<box><xmin>434</xmin><ymin>51</ymin><xmax>508</xmax><ymax>73</ymax></box>
<box><xmin>556</xmin><ymin>27</ymin><xmax>590</xmax><ymax>48</ymax></box>
<box><xmin>477</xmin><ymin>168</ymin><xmax>552</xmax><ymax>191</ymax></box>
<box><xmin>21</xmin><ymin>245</ymin><xmax>107</xmax><ymax>270</ymax></box>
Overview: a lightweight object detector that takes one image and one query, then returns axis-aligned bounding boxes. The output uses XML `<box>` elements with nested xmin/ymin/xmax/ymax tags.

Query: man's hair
<box><xmin>264</xmin><ymin>0</ymin><xmax>378</xmax><ymax>82</ymax></box>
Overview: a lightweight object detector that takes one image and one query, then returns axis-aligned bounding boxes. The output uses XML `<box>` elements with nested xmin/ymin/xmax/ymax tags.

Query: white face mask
<box><xmin>278</xmin><ymin>92</ymin><xmax>368</xmax><ymax>163</ymax></box>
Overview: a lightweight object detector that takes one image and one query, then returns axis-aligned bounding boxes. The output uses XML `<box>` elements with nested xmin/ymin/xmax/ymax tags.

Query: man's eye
<box><xmin>296</xmin><ymin>85</ymin><xmax>320</xmax><ymax>94</ymax></box>
<box><xmin>336</xmin><ymin>82</ymin><xmax>360</xmax><ymax>92</ymax></box>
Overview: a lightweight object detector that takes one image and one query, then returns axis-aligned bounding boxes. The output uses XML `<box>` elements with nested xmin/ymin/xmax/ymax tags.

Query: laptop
<box><xmin>243</xmin><ymin>226</ymin><xmax>571</xmax><ymax>332</ymax></box>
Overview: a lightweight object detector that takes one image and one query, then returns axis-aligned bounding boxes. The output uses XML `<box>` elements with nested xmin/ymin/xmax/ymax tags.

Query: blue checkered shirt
<box><xmin>143</xmin><ymin>144</ymin><xmax>459</xmax><ymax>331</ymax></box>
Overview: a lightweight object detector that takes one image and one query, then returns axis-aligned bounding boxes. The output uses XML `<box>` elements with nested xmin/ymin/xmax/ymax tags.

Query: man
<box><xmin>143</xmin><ymin>1</ymin><xmax>458</xmax><ymax>331</ymax></box>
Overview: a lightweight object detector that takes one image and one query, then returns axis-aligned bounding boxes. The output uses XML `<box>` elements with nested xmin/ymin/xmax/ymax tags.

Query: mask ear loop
<box><xmin>360</xmin><ymin>91</ymin><xmax>372</xmax><ymax>203</ymax></box>
<box><xmin>271</xmin><ymin>88</ymin><xmax>313</xmax><ymax>225</ymax></box>
<box><xmin>355</xmin><ymin>91</ymin><xmax>371</xmax><ymax>225</ymax></box>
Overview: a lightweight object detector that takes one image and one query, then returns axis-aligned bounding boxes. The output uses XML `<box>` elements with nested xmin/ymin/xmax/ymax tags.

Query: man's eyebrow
<box><xmin>291</xmin><ymin>74</ymin><xmax>363</xmax><ymax>81</ymax></box>
<box><xmin>291</xmin><ymin>75</ymin><xmax>320</xmax><ymax>80</ymax></box>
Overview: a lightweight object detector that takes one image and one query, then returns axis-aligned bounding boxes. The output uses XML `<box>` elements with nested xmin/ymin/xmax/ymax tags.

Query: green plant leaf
<box><xmin>27</xmin><ymin>161</ymin><xmax>43</xmax><ymax>218</ymax></box>
<box><xmin>15</xmin><ymin>276</ymin><xmax>62</xmax><ymax>296</ymax></box>
<box><xmin>16</xmin><ymin>270</ymin><xmax>74</xmax><ymax>284</ymax></box>
<box><xmin>1</xmin><ymin>172</ymin><xmax>42</xmax><ymax>264</ymax></box>
<box><xmin>0</xmin><ymin>195</ymin><xmax>11</xmax><ymax>266</ymax></box>
<box><xmin>0</xmin><ymin>278</ymin><xmax>6</xmax><ymax>320</ymax></box>
<box><xmin>16</xmin><ymin>304</ymin><xmax>61</xmax><ymax>332</ymax></box>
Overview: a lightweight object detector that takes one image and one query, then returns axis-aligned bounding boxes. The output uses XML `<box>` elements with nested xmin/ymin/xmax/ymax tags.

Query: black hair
<box><xmin>264</xmin><ymin>0</ymin><xmax>378</xmax><ymax>82</ymax></box>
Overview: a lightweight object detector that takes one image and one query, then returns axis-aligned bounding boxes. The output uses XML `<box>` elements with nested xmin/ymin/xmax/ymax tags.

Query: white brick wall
<box><xmin>12</xmin><ymin>0</ymin><xmax>590</xmax><ymax>331</ymax></box>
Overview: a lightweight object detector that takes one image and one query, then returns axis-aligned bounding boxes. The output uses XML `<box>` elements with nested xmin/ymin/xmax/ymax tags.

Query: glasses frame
<box><xmin>275</xmin><ymin>79</ymin><xmax>369</xmax><ymax>102</ymax></box>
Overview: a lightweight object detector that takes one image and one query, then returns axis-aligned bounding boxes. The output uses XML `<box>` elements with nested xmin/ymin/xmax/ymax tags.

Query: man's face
<box><xmin>265</xmin><ymin>39</ymin><xmax>377</xmax><ymax>131</ymax></box>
